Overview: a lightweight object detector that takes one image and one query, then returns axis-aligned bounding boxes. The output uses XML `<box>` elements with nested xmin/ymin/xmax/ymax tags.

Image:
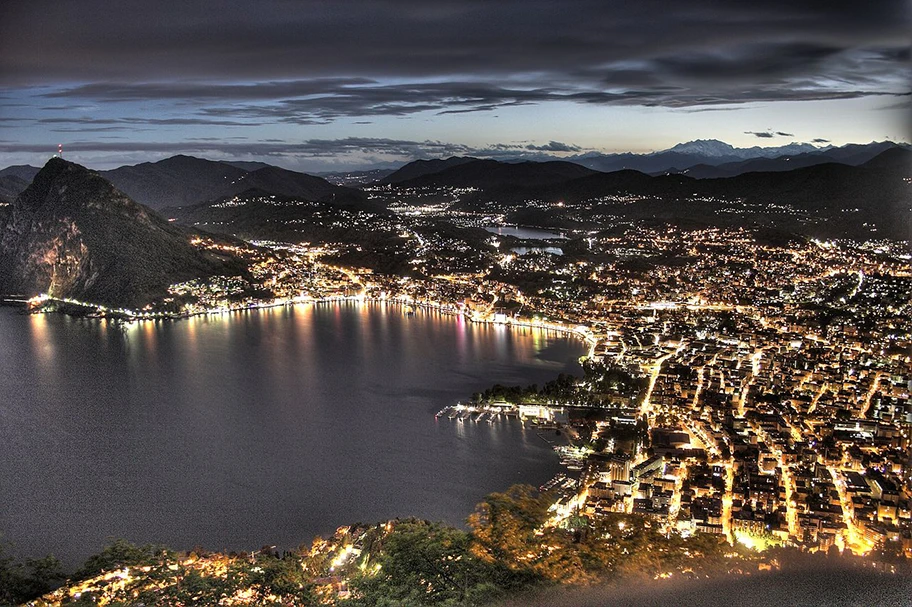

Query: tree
<box><xmin>344</xmin><ymin>520</ymin><xmax>514</xmax><ymax>606</ymax></box>
<box><xmin>0</xmin><ymin>543</ymin><xmax>64</xmax><ymax>606</ymax></box>
<box><xmin>468</xmin><ymin>485</ymin><xmax>551</xmax><ymax>570</ymax></box>
<box><xmin>76</xmin><ymin>538</ymin><xmax>170</xmax><ymax>580</ymax></box>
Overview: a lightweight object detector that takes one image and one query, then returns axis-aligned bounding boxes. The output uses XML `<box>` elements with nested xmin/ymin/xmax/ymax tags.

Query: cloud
<box><xmin>526</xmin><ymin>141</ymin><xmax>581</xmax><ymax>152</ymax></box>
<box><xmin>0</xmin><ymin>136</ymin><xmax>579</xmax><ymax>167</ymax></box>
<box><xmin>0</xmin><ymin>1</ymin><xmax>907</xmax><ymax>116</ymax></box>
<box><xmin>30</xmin><ymin>77</ymin><xmax>906</xmax><ymax>130</ymax></box>
<box><xmin>876</xmin><ymin>94</ymin><xmax>912</xmax><ymax>111</ymax></box>
<box><xmin>812</xmin><ymin>138</ymin><xmax>830</xmax><ymax>143</ymax></box>
<box><xmin>744</xmin><ymin>130</ymin><xmax>795</xmax><ymax>138</ymax></box>
<box><xmin>49</xmin><ymin>126</ymin><xmax>154</xmax><ymax>133</ymax></box>
<box><xmin>38</xmin><ymin>116</ymin><xmax>262</xmax><ymax>127</ymax></box>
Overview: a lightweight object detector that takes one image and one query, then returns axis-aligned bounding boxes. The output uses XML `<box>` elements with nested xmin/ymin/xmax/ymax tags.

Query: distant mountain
<box><xmin>0</xmin><ymin>158</ymin><xmax>246</xmax><ymax>308</ymax></box>
<box><xmin>859</xmin><ymin>146</ymin><xmax>912</xmax><ymax>171</ymax></box>
<box><xmin>99</xmin><ymin>155</ymin><xmax>362</xmax><ymax>210</ymax></box>
<box><xmin>666</xmin><ymin>139</ymin><xmax>822</xmax><ymax>159</ymax></box>
<box><xmin>393</xmin><ymin>159</ymin><xmax>598</xmax><ymax>189</ymax></box>
<box><xmin>668</xmin><ymin>141</ymin><xmax>907</xmax><ymax>179</ymax></box>
<box><xmin>0</xmin><ymin>164</ymin><xmax>41</xmax><ymax>182</ymax></box>
<box><xmin>0</xmin><ymin>174</ymin><xmax>30</xmax><ymax>203</ymax></box>
<box><xmin>814</xmin><ymin>141</ymin><xmax>905</xmax><ymax>165</ymax></box>
<box><xmin>567</xmin><ymin>140</ymin><xmax>905</xmax><ymax>177</ymax></box>
<box><xmin>380</xmin><ymin>157</ymin><xmax>479</xmax><ymax>184</ymax></box>
<box><xmin>574</xmin><ymin>150</ymin><xmax>740</xmax><ymax>174</ymax></box>
<box><xmin>0</xmin><ymin>165</ymin><xmax>40</xmax><ymax>202</ymax></box>
<box><xmin>101</xmin><ymin>155</ymin><xmax>248</xmax><ymax>209</ymax></box>
<box><xmin>672</xmin><ymin>154</ymin><xmax>844</xmax><ymax>179</ymax></box>
<box><xmin>459</xmin><ymin>149</ymin><xmax>911</xmax><ymax>240</ymax></box>
<box><xmin>224</xmin><ymin>165</ymin><xmax>361</xmax><ymax>204</ymax></box>
<box><xmin>220</xmin><ymin>160</ymin><xmax>274</xmax><ymax>171</ymax></box>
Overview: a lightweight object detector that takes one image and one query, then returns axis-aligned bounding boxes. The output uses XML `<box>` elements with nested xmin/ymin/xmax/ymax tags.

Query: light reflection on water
<box><xmin>0</xmin><ymin>302</ymin><xmax>584</xmax><ymax>567</ymax></box>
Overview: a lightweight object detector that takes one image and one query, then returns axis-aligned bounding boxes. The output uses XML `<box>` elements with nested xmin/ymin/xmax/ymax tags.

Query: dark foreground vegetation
<box><xmin>4</xmin><ymin>483</ymin><xmax>909</xmax><ymax>606</ymax></box>
<box><xmin>2</xmin><ymin>485</ymin><xmax>755</xmax><ymax>606</ymax></box>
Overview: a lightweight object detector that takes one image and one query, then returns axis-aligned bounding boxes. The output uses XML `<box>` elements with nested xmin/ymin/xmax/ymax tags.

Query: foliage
<box><xmin>468</xmin><ymin>486</ymin><xmax>551</xmax><ymax>569</ymax></box>
<box><xmin>476</xmin><ymin>361</ymin><xmax>646</xmax><ymax>407</ymax></box>
<box><xmin>0</xmin><ymin>542</ymin><xmax>64</xmax><ymax>606</ymax></box>
<box><xmin>75</xmin><ymin>538</ymin><xmax>171</xmax><ymax>580</ymax></box>
<box><xmin>7</xmin><ymin>487</ymin><xmax>760</xmax><ymax>606</ymax></box>
<box><xmin>343</xmin><ymin>520</ymin><xmax>529</xmax><ymax>607</ymax></box>
<box><xmin>468</xmin><ymin>486</ymin><xmax>748</xmax><ymax>586</ymax></box>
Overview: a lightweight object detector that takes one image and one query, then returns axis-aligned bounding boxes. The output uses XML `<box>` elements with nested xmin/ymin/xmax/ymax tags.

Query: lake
<box><xmin>0</xmin><ymin>302</ymin><xmax>585</xmax><ymax>567</ymax></box>
<box><xmin>511</xmin><ymin>247</ymin><xmax>564</xmax><ymax>256</ymax></box>
<box><xmin>484</xmin><ymin>226</ymin><xmax>567</xmax><ymax>240</ymax></box>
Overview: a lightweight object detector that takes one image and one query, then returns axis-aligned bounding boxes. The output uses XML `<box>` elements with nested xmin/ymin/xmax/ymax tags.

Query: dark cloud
<box><xmin>0</xmin><ymin>0</ymin><xmax>907</xmax><ymax>116</ymax></box>
<box><xmin>812</xmin><ymin>138</ymin><xmax>830</xmax><ymax>143</ymax></box>
<box><xmin>877</xmin><ymin>95</ymin><xmax>912</xmax><ymax>111</ymax></box>
<box><xmin>0</xmin><ymin>136</ymin><xmax>576</xmax><ymax>163</ymax></box>
<box><xmin>0</xmin><ymin>137</ymin><xmax>470</xmax><ymax>159</ymax></box>
<box><xmin>39</xmin><ymin>79</ymin><xmax>375</xmax><ymax>102</ymax></box>
<box><xmin>49</xmin><ymin>126</ymin><xmax>152</xmax><ymax>133</ymax></box>
<box><xmin>526</xmin><ymin>141</ymin><xmax>582</xmax><ymax>152</ymax></box>
<box><xmin>38</xmin><ymin>117</ymin><xmax>262</xmax><ymax>127</ymax></box>
<box><xmin>31</xmin><ymin>78</ymin><xmax>902</xmax><ymax>128</ymax></box>
<box><xmin>744</xmin><ymin>130</ymin><xmax>795</xmax><ymax>138</ymax></box>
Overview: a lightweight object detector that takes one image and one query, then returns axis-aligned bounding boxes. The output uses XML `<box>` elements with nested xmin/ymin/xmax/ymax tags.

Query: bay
<box><xmin>0</xmin><ymin>302</ymin><xmax>585</xmax><ymax>567</ymax></box>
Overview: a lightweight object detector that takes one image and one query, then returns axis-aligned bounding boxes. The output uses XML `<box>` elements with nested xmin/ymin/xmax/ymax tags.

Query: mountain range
<box><xmin>0</xmin><ymin>144</ymin><xmax>908</xmax><ymax>310</ymax></box>
<box><xmin>1</xmin><ymin>141</ymin><xmax>905</xmax><ymax>206</ymax></box>
<box><xmin>448</xmin><ymin>147</ymin><xmax>912</xmax><ymax>241</ymax></box>
<box><xmin>385</xmin><ymin>158</ymin><xmax>598</xmax><ymax>189</ymax></box>
<box><xmin>101</xmin><ymin>155</ymin><xmax>367</xmax><ymax>210</ymax></box>
<box><xmin>0</xmin><ymin>156</ymin><xmax>366</xmax><ymax>211</ymax></box>
<box><xmin>165</xmin><ymin>146</ymin><xmax>910</xmax><ymax>242</ymax></box>
<box><xmin>563</xmin><ymin>140</ymin><xmax>905</xmax><ymax>176</ymax></box>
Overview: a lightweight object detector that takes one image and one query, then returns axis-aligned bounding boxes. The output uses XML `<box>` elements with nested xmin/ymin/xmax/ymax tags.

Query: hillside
<box><xmin>395</xmin><ymin>158</ymin><xmax>599</xmax><ymax>189</ymax></box>
<box><xmin>101</xmin><ymin>155</ymin><xmax>248</xmax><ymax>209</ymax></box>
<box><xmin>223</xmin><ymin>165</ymin><xmax>372</xmax><ymax>209</ymax></box>
<box><xmin>380</xmin><ymin>156</ymin><xmax>478</xmax><ymax>184</ymax></box>
<box><xmin>100</xmin><ymin>155</ymin><xmax>364</xmax><ymax>210</ymax></box>
<box><xmin>0</xmin><ymin>158</ymin><xmax>246</xmax><ymax>308</ymax></box>
<box><xmin>0</xmin><ymin>164</ymin><xmax>41</xmax><ymax>182</ymax></box>
<box><xmin>568</xmin><ymin>140</ymin><xmax>905</xmax><ymax>176</ymax></box>
<box><xmin>0</xmin><ymin>174</ymin><xmax>30</xmax><ymax>203</ymax></box>
<box><xmin>446</xmin><ymin>149</ymin><xmax>911</xmax><ymax>240</ymax></box>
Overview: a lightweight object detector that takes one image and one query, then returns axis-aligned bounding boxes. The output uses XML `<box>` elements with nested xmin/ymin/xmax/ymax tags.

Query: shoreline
<box><xmin>11</xmin><ymin>292</ymin><xmax>597</xmax><ymax>351</ymax></box>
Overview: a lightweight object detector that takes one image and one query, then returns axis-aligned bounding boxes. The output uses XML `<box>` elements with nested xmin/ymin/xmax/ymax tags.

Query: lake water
<box><xmin>0</xmin><ymin>302</ymin><xmax>585</xmax><ymax>567</ymax></box>
<box><xmin>484</xmin><ymin>226</ymin><xmax>566</xmax><ymax>240</ymax></box>
<box><xmin>511</xmin><ymin>247</ymin><xmax>564</xmax><ymax>256</ymax></box>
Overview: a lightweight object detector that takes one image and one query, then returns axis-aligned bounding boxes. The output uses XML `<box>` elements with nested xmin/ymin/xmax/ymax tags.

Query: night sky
<box><xmin>1</xmin><ymin>0</ymin><xmax>909</xmax><ymax>171</ymax></box>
